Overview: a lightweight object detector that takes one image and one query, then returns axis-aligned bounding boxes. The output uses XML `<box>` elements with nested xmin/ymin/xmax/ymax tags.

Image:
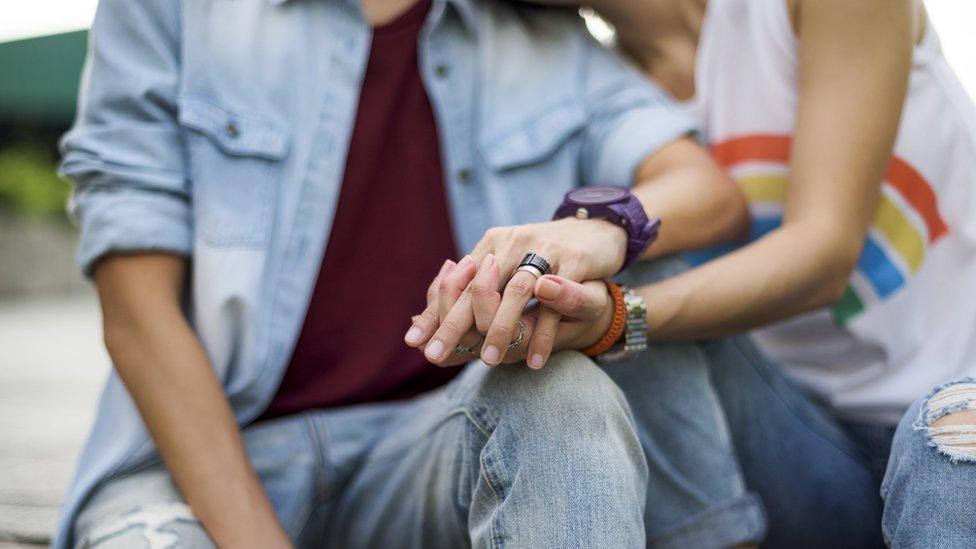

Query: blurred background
<box><xmin>0</xmin><ymin>1</ymin><xmax>973</xmax><ymax>546</ymax></box>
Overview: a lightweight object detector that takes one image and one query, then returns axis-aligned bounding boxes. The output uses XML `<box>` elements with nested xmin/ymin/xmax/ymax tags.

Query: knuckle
<box><xmin>506</xmin><ymin>277</ymin><xmax>534</xmax><ymax>297</ymax></box>
<box><xmin>419</xmin><ymin>308</ymin><xmax>438</xmax><ymax>324</ymax></box>
<box><xmin>560</xmin><ymin>248</ymin><xmax>584</xmax><ymax>270</ymax></box>
<box><xmin>489</xmin><ymin>323</ymin><xmax>515</xmax><ymax>342</ymax></box>
<box><xmin>568</xmin><ymin>290</ymin><xmax>586</xmax><ymax>315</ymax></box>
<box><xmin>439</xmin><ymin>318</ymin><xmax>463</xmax><ymax>336</ymax></box>
<box><xmin>475</xmin><ymin>319</ymin><xmax>491</xmax><ymax>334</ymax></box>
<box><xmin>438</xmin><ymin>277</ymin><xmax>457</xmax><ymax>297</ymax></box>
<box><xmin>470</xmin><ymin>281</ymin><xmax>493</xmax><ymax>300</ymax></box>
<box><xmin>534</xmin><ymin>321</ymin><xmax>557</xmax><ymax>341</ymax></box>
<box><xmin>510</xmin><ymin>228</ymin><xmax>530</xmax><ymax>245</ymax></box>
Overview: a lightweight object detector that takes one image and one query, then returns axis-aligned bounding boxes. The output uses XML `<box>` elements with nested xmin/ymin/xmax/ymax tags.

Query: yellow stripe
<box><xmin>873</xmin><ymin>195</ymin><xmax>925</xmax><ymax>272</ymax></box>
<box><xmin>737</xmin><ymin>174</ymin><xmax>788</xmax><ymax>203</ymax></box>
<box><xmin>737</xmin><ymin>172</ymin><xmax>926</xmax><ymax>272</ymax></box>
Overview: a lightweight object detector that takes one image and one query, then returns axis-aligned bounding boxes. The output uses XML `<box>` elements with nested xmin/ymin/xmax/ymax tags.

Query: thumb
<box><xmin>534</xmin><ymin>275</ymin><xmax>605</xmax><ymax>320</ymax></box>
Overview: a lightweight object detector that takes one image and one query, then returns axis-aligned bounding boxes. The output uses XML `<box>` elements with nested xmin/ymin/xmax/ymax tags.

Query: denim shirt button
<box><xmin>435</xmin><ymin>65</ymin><xmax>449</xmax><ymax>78</ymax></box>
<box><xmin>226</xmin><ymin>122</ymin><xmax>240</xmax><ymax>139</ymax></box>
<box><xmin>458</xmin><ymin>168</ymin><xmax>472</xmax><ymax>183</ymax></box>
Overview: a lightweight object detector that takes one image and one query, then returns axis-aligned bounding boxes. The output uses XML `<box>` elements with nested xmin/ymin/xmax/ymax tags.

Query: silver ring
<box><xmin>455</xmin><ymin>335</ymin><xmax>485</xmax><ymax>355</ymax></box>
<box><xmin>515</xmin><ymin>264</ymin><xmax>544</xmax><ymax>280</ymax></box>
<box><xmin>508</xmin><ymin>319</ymin><xmax>526</xmax><ymax>350</ymax></box>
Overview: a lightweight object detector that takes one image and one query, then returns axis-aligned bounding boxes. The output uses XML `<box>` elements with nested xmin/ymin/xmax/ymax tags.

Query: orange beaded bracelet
<box><xmin>581</xmin><ymin>281</ymin><xmax>627</xmax><ymax>358</ymax></box>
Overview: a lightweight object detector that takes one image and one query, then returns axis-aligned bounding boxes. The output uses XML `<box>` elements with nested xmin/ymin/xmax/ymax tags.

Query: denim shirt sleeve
<box><xmin>59</xmin><ymin>0</ymin><xmax>191</xmax><ymax>277</ymax></box>
<box><xmin>579</xmin><ymin>38</ymin><xmax>698</xmax><ymax>187</ymax></box>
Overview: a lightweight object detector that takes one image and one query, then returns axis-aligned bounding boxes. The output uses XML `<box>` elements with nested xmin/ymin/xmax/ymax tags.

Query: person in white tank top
<box><xmin>524</xmin><ymin>0</ymin><xmax>976</xmax><ymax>546</ymax></box>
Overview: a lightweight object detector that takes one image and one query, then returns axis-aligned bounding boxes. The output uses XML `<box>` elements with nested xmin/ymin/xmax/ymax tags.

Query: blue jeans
<box><xmin>73</xmin><ymin>346</ymin><xmax>764</xmax><ymax>548</ymax></box>
<box><xmin>702</xmin><ymin>335</ymin><xmax>976</xmax><ymax>548</ymax></box>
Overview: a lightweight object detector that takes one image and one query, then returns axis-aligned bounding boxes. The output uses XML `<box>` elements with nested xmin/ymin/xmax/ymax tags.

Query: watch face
<box><xmin>567</xmin><ymin>186</ymin><xmax>629</xmax><ymax>205</ymax></box>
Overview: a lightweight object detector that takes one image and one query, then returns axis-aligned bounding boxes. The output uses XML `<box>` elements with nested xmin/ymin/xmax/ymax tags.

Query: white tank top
<box><xmin>687</xmin><ymin>0</ymin><xmax>976</xmax><ymax>424</ymax></box>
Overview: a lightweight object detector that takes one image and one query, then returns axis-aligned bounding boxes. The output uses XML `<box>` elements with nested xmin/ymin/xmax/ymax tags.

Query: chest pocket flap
<box><xmin>178</xmin><ymin>95</ymin><xmax>288</xmax><ymax>160</ymax></box>
<box><xmin>177</xmin><ymin>94</ymin><xmax>289</xmax><ymax>246</ymax></box>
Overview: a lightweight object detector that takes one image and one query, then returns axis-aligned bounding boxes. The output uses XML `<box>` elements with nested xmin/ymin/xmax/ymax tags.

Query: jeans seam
<box><xmin>302</xmin><ymin>412</ymin><xmax>331</xmax><ymax>504</ymax></box>
<box><xmin>479</xmin><ymin>449</ymin><xmax>505</xmax><ymax>549</ymax></box>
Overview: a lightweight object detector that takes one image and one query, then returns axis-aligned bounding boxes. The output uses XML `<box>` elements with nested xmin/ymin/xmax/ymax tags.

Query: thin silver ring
<box><xmin>508</xmin><ymin>319</ymin><xmax>526</xmax><ymax>350</ymax></box>
<box><xmin>515</xmin><ymin>264</ymin><xmax>544</xmax><ymax>280</ymax></box>
<box><xmin>454</xmin><ymin>335</ymin><xmax>485</xmax><ymax>355</ymax></box>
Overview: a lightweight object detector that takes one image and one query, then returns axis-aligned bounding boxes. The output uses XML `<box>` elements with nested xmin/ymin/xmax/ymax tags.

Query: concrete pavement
<box><xmin>0</xmin><ymin>292</ymin><xmax>108</xmax><ymax>546</ymax></box>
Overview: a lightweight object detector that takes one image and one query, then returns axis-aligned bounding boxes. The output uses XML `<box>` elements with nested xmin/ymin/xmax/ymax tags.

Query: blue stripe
<box><xmin>685</xmin><ymin>216</ymin><xmax>907</xmax><ymax>298</ymax></box>
<box><xmin>858</xmin><ymin>237</ymin><xmax>905</xmax><ymax>298</ymax></box>
<box><xmin>750</xmin><ymin>217</ymin><xmax>781</xmax><ymax>240</ymax></box>
<box><xmin>685</xmin><ymin>217</ymin><xmax>782</xmax><ymax>266</ymax></box>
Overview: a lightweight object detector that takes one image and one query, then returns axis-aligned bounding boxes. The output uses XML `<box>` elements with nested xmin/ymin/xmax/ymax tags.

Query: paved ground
<box><xmin>0</xmin><ymin>292</ymin><xmax>109</xmax><ymax>546</ymax></box>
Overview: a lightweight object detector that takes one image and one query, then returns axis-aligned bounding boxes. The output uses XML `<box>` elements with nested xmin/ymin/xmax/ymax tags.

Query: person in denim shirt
<box><xmin>57</xmin><ymin>0</ymin><xmax>762</xmax><ymax>547</ymax></box>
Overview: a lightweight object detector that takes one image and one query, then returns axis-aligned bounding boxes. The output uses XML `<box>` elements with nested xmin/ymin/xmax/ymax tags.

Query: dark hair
<box><xmin>496</xmin><ymin>0</ymin><xmax>582</xmax><ymax>27</ymax></box>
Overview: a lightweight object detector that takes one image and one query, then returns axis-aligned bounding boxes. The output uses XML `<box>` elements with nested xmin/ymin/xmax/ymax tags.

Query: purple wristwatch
<box><xmin>553</xmin><ymin>186</ymin><xmax>660</xmax><ymax>272</ymax></box>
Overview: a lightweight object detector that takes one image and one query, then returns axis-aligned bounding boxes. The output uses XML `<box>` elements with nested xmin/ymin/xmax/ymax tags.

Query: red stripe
<box><xmin>711</xmin><ymin>134</ymin><xmax>948</xmax><ymax>243</ymax></box>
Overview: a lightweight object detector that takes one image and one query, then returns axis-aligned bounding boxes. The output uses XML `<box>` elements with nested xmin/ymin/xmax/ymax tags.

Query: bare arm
<box><xmin>633</xmin><ymin>136</ymin><xmax>750</xmax><ymax>259</ymax></box>
<box><xmin>95</xmin><ymin>254</ymin><xmax>291</xmax><ymax>548</ymax></box>
<box><xmin>635</xmin><ymin>0</ymin><xmax>916</xmax><ymax>339</ymax></box>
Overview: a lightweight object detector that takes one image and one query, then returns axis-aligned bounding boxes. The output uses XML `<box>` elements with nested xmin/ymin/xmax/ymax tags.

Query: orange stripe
<box><xmin>711</xmin><ymin>134</ymin><xmax>948</xmax><ymax>243</ymax></box>
<box><xmin>711</xmin><ymin>135</ymin><xmax>790</xmax><ymax>168</ymax></box>
<box><xmin>885</xmin><ymin>157</ymin><xmax>948</xmax><ymax>243</ymax></box>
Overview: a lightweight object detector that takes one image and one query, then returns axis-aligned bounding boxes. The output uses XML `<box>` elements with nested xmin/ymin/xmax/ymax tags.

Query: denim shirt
<box><xmin>56</xmin><ymin>0</ymin><xmax>693</xmax><ymax>545</ymax></box>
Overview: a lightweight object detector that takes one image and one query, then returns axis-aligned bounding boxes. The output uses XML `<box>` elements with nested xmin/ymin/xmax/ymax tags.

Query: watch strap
<box><xmin>595</xmin><ymin>286</ymin><xmax>648</xmax><ymax>364</ymax></box>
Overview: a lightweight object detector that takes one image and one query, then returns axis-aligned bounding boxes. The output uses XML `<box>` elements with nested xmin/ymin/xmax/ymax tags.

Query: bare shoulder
<box><xmin>789</xmin><ymin>0</ymin><xmax>925</xmax><ymax>45</ymax></box>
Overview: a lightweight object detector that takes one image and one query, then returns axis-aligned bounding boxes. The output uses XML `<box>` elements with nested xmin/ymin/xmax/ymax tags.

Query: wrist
<box><xmin>557</xmin><ymin>217</ymin><xmax>628</xmax><ymax>275</ymax></box>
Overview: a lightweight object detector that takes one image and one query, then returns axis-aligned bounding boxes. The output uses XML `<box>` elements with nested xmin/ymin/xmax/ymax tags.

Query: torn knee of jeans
<box><xmin>83</xmin><ymin>502</ymin><xmax>198</xmax><ymax>549</ymax></box>
<box><xmin>915</xmin><ymin>379</ymin><xmax>976</xmax><ymax>463</ymax></box>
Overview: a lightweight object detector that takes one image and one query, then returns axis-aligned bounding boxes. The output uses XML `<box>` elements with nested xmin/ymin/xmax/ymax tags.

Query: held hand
<box><xmin>405</xmin><ymin>218</ymin><xmax>627</xmax><ymax>367</ymax></box>
<box><xmin>410</xmin><ymin>263</ymin><xmax>615</xmax><ymax>368</ymax></box>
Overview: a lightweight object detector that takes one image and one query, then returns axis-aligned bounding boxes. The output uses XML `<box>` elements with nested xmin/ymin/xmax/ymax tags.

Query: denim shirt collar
<box><xmin>266</xmin><ymin>0</ymin><xmax>477</xmax><ymax>34</ymax></box>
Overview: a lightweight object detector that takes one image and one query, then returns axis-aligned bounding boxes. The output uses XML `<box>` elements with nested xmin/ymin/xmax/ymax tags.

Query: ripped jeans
<box><xmin>69</xmin><ymin>257</ymin><xmax>766</xmax><ymax>549</ymax></box>
<box><xmin>71</xmin><ymin>345</ymin><xmax>765</xmax><ymax>549</ymax></box>
<box><xmin>702</xmin><ymin>336</ymin><xmax>976</xmax><ymax>548</ymax></box>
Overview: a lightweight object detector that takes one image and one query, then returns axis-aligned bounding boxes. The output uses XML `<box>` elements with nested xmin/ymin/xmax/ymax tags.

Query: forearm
<box><xmin>631</xmin><ymin>138</ymin><xmax>750</xmax><ymax>260</ymax></box>
<box><xmin>96</xmin><ymin>254</ymin><xmax>290</xmax><ymax>548</ymax></box>
<box><xmin>637</xmin><ymin>223</ymin><xmax>855</xmax><ymax>340</ymax></box>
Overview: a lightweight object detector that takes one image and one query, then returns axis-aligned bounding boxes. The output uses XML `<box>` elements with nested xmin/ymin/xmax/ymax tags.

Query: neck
<box><xmin>361</xmin><ymin>0</ymin><xmax>421</xmax><ymax>26</ymax></box>
<box><xmin>590</xmin><ymin>0</ymin><xmax>706</xmax><ymax>99</ymax></box>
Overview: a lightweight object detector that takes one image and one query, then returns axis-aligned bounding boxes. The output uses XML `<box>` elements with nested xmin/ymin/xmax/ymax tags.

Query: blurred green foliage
<box><xmin>0</xmin><ymin>143</ymin><xmax>68</xmax><ymax>219</ymax></box>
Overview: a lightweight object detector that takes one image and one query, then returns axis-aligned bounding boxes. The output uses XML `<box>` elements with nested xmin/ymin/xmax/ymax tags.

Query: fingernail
<box><xmin>529</xmin><ymin>354</ymin><xmax>545</xmax><ymax>369</ymax></box>
<box><xmin>536</xmin><ymin>277</ymin><xmax>561</xmax><ymax>300</ymax></box>
<box><xmin>426</xmin><ymin>339</ymin><xmax>445</xmax><ymax>360</ymax></box>
<box><xmin>457</xmin><ymin>255</ymin><xmax>474</xmax><ymax>269</ymax></box>
<box><xmin>405</xmin><ymin>326</ymin><xmax>422</xmax><ymax>344</ymax></box>
<box><xmin>482</xmin><ymin>345</ymin><xmax>501</xmax><ymax>365</ymax></box>
<box><xmin>481</xmin><ymin>253</ymin><xmax>494</xmax><ymax>269</ymax></box>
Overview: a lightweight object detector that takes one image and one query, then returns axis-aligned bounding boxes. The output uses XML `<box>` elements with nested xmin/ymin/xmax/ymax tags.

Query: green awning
<box><xmin>0</xmin><ymin>31</ymin><xmax>87</xmax><ymax>125</ymax></box>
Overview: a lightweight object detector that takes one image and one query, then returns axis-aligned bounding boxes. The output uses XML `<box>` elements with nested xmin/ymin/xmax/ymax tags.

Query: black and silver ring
<box><xmin>517</xmin><ymin>252</ymin><xmax>552</xmax><ymax>279</ymax></box>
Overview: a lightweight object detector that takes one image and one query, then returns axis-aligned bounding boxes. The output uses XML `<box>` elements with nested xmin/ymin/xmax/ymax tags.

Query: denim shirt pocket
<box><xmin>178</xmin><ymin>94</ymin><xmax>289</xmax><ymax>246</ymax></box>
<box><xmin>479</xmin><ymin>101</ymin><xmax>586</xmax><ymax>172</ymax></box>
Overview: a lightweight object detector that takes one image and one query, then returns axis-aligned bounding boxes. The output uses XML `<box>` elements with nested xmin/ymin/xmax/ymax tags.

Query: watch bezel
<box><xmin>565</xmin><ymin>186</ymin><xmax>631</xmax><ymax>206</ymax></box>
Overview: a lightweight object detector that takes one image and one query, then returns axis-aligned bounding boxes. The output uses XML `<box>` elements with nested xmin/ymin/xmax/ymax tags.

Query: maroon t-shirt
<box><xmin>261</xmin><ymin>0</ymin><xmax>460</xmax><ymax>420</ymax></box>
